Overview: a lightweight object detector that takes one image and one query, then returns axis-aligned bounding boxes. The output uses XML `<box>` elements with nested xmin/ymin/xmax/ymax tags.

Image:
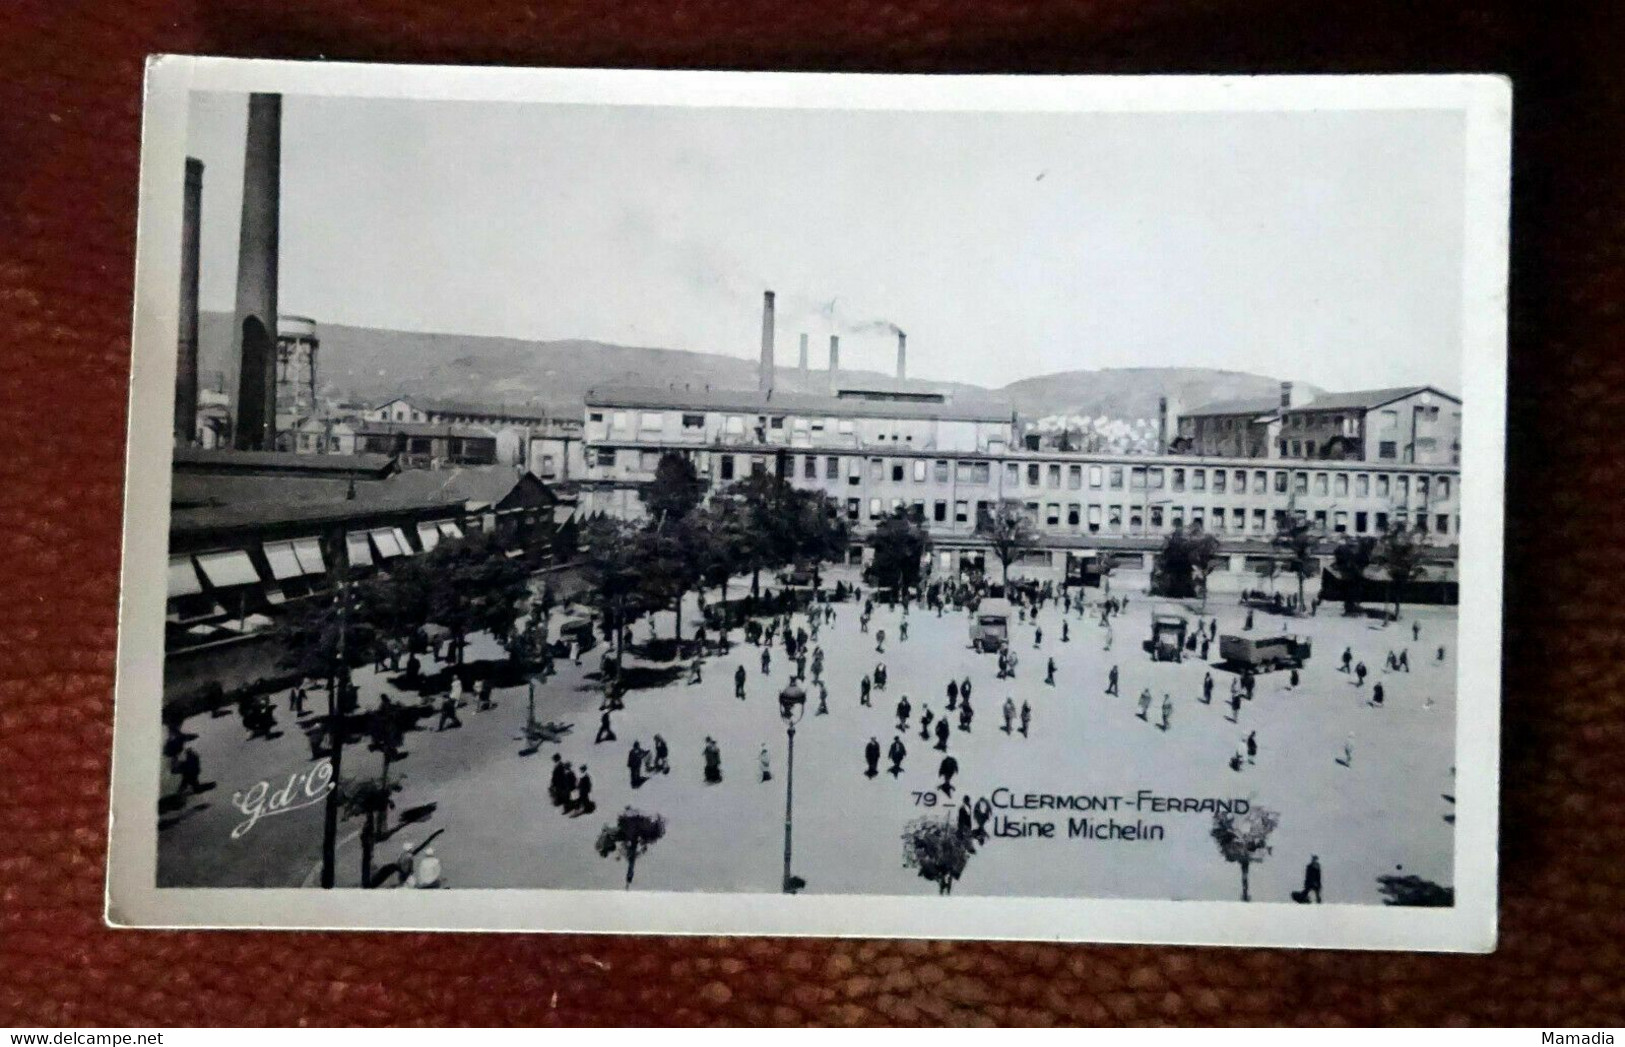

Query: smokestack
<box><xmin>232</xmin><ymin>93</ymin><xmax>281</xmax><ymax>451</ymax></box>
<box><xmin>1280</xmin><ymin>381</ymin><xmax>1295</xmax><ymax>409</ymax></box>
<box><xmin>758</xmin><ymin>290</ymin><xmax>776</xmax><ymax>395</ymax></box>
<box><xmin>896</xmin><ymin>330</ymin><xmax>907</xmax><ymax>381</ymax></box>
<box><xmin>798</xmin><ymin>332</ymin><xmax>808</xmax><ymax>371</ymax></box>
<box><xmin>175</xmin><ymin>157</ymin><xmax>203</xmax><ymax>446</ymax></box>
<box><xmin>828</xmin><ymin>335</ymin><xmax>840</xmax><ymax>392</ymax></box>
<box><xmin>1157</xmin><ymin>396</ymin><xmax>1168</xmax><ymax>454</ymax></box>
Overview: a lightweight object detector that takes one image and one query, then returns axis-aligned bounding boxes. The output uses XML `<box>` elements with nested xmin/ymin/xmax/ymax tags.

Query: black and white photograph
<box><xmin>108</xmin><ymin>60</ymin><xmax>1509</xmax><ymax>949</ymax></box>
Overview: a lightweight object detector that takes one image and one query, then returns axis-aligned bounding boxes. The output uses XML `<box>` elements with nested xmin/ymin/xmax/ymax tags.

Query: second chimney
<box><xmin>798</xmin><ymin>332</ymin><xmax>808</xmax><ymax>371</ymax></box>
<box><xmin>828</xmin><ymin>335</ymin><xmax>840</xmax><ymax>392</ymax></box>
<box><xmin>896</xmin><ymin>330</ymin><xmax>907</xmax><ymax>381</ymax></box>
<box><xmin>759</xmin><ymin>290</ymin><xmax>776</xmax><ymax>394</ymax></box>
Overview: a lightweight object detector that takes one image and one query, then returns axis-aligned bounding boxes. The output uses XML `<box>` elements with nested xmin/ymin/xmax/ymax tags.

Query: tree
<box><xmin>1330</xmin><ymin>534</ymin><xmax>1377</xmax><ymax>615</ymax></box>
<box><xmin>1272</xmin><ymin>516</ymin><xmax>1318</xmax><ymax>610</ymax></box>
<box><xmin>783</xmin><ymin>487</ymin><xmax>849</xmax><ymax>589</ymax></box>
<box><xmin>420</xmin><ymin>531</ymin><xmax>531</xmax><ymax>663</ymax></box>
<box><xmin>636</xmin><ymin>518</ymin><xmax>703</xmax><ymax>646</ymax></box>
<box><xmin>1254</xmin><ymin>557</ymin><xmax>1280</xmax><ymax>595</ymax></box>
<box><xmin>640</xmin><ymin>451</ymin><xmax>706</xmax><ymax>525</ymax></box>
<box><xmin>581</xmin><ymin>516</ymin><xmax>649</xmax><ymax>662</ymax></box>
<box><xmin>1211</xmin><ymin>806</ymin><xmax>1280</xmax><ymax>902</ymax></box>
<box><xmin>337</xmin><ymin>769</ymin><xmax>402</xmax><ymax>888</ymax></box>
<box><xmin>717</xmin><ymin>471</ymin><xmax>794</xmax><ymax>595</ymax></box>
<box><xmin>595</xmin><ymin>806</ymin><xmax>666</xmax><ymax>889</ymax></box>
<box><xmin>1187</xmin><ymin>527</ymin><xmax>1223</xmax><ymax>612</ymax></box>
<box><xmin>901</xmin><ymin>817</ymin><xmax>973</xmax><ymax>894</ymax></box>
<box><xmin>976</xmin><ymin>499</ymin><xmax>1037</xmax><ymax>586</ymax></box>
<box><xmin>867</xmin><ymin>507</ymin><xmax>931</xmax><ymax>595</ymax></box>
<box><xmin>1372</xmin><ymin>524</ymin><xmax>1428</xmax><ymax>621</ymax></box>
<box><xmin>1153</xmin><ymin>524</ymin><xmax>1219</xmax><ymax>606</ymax></box>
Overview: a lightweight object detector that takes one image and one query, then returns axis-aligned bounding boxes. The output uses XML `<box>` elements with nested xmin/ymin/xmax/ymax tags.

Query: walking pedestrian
<box><xmin>653</xmin><ymin>734</ymin><xmax>670</xmax><ymax>774</ymax></box>
<box><xmin>761</xmin><ymin>648</ymin><xmax>771</xmax><ymax>675</ymax></box>
<box><xmin>175</xmin><ymin>745</ymin><xmax>202</xmax><ymax>795</ymax></box>
<box><xmin>860</xmin><ymin>674</ymin><xmax>873</xmax><ymax>706</ymax></box>
<box><xmin>1355</xmin><ymin>662</ymin><xmax>1368</xmax><ymax>686</ymax></box>
<box><xmin>703</xmin><ymin>737</ymin><xmax>723</xmax><ymax>784</ymax></box>
<box><xmin>1137</xmin><ymin>688</ymin><xmax>1152</xmax><ymax>721</ymax></box>
<box><xmin>896</xmin><ymin>695</ymin><xmax>912</xmax><ymax>732</ymax></box>
<box><xmin>628</xmin><ymin>741</ymin><xmax>647</xmax><ymax>789</ymax></box>
<box><xmin>919</xmin><ymin>705</ymin><xmax>933</xmax><ymax>740</ymax></box>
<box><xmin>595</xmin><ymin>709</ymin><xmax>616</xmax><ymax>744</ymax></box>
<box><xmin>1229</xmin><ymin>690</ymin><xmax>1243</xmax><ymax>721</ymax></box>
<box><xmin>957</xmin><ymin>797</ymin><xmax>975</xmax><ymax>844</ymax></box>
<box><xmin>1062</xmin><ymin>620</ymin><xmax>1070</xmax><ymax>643</ymax></box>
<box><xmin>574</xmin><ymin>768</ymin><xmax>595</xmax><ymax>814</ymax></box>
<box><xmin>735</xmin><ymin>664</ymin><xmax>747</xmax><ymax>700</ymax></box>
<box><xmin>973</xmin><ymin>796</ymin><xmax>992</xmax><ymax>843</ymax></box>
<box><xmin>876</xmin><ymin>628</ymin><xmax>886</xmax><ymax>653</ymax></box>
<box><xmin>1246</xmin><ymin>731</ymin><xmax>1258</xmax><ymax>765</ymax></box>
<box><xmin>1412</xmin><ymin>620</ymin><xmax>1421</xmax><ymax>642</ymax></box>
<box><xmin>1203</xmin><ymin>671</ymin><xmax>1214</xmax><ymax>704</ymax></box>
<box><xmin>961</xmin><ymin>677</ymin><xmax>972</xmax><ymax>705</ymax></box>
<box><xmin>1244</xmin><ymin>609</ymin><xmax>1254</xmax><ymax>631</ymax></box>
<box><xmin>436</xmin><ymin>694</ymin><xmax>462</xmax><ymax>732</ymax></box>
<box><xmin>1160</xmin><ymin>693</ymin><xmax>1173</xmax><ymax>731</ymax></box>
<box><xmin>816</xmin><ymin>680</ymin><xmax>829</xmax><ymax>716</ymax></box>
<box><xmin>1341</xmin><ymin>647</ymin><xmax>1353</xmax><ymax>673</ymax></box>
<box><xmin>1045</xmin><ymin>657</ymin><xmax>1056</xmax><ymax>686</ymax></box>
<box><xmin>1107</xmin><ymin>664</ymin><xmax>1119</xmax><ymax>696</ymax></box>
<box><xmin>409</xmin><ymin>846</ymin><xmax>444</xmax><ymax>888</ymax></box>
<box><xmin>947</xmin><ymin>679</ymin><xmax>959</xmax><ymax>711</ymax></box>
<box><xmin>958</xmin><ymin>695</ymin><xmax>974</xmax><ymax>733</ymax></box>
<box><xmin>1341</xmin><ymin>734</ymin><xmax>1355</xmax><ymax>766</ymax></box>
<box><xmin>1372</xmin><ymin>682</ymin><xmax>1385</xmax><ymax>707</ymax></box>
<box><xmin>1002</xmin><ymin>697</ymin><xmax>1016</xmax><ymax>734</ymax></box>
<box><xmin>934</xmin><ymin>718</ymin><xmax>951</xmax><ymax>752</ymax></box>
<box><xmin>864</xmin><ymin>737</ymin><xmax>881</xmax><ymax>778</ymax></box>
<box><xmin>887</xmin><ymin>735</ymin><xmax>907</xmax><ymax>777</ymax></box>
<box><xmin>1019</xmin><ymin>701</ymin><xmax>1031</xmax><ymax>738</ymax></box>
<box><xmin>1304</xmin><ymin>855</ymin><xmax>1323</xmax><ymax>903</ymax></box>
<box><xmin>938</xmin><ymin>754</ymin><xmax>959</xmax><ymax>796</ymax></box>
<box><xmin>1034</xmin><ymin>626</ymin><xmax>1043</xmax><ymax>648</ymax></box>
<box><xmin>759</xmin><ymin>745</ymin><xmax>772</xmax><ymax>782</ymax></box>
<box><xmin>900</xmin><ymin>620</ymin><xmax>908</xmax><ymax>642</ymax></box>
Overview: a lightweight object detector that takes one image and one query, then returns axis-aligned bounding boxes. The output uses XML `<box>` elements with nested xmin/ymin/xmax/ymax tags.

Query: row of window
<box><xmin>841</xmin><ymin>496</ymin><xmax>1454</xmax><ymax>538</ymax></box>
<box><xmin>596</xmin><ymin>447</ymin><xmax>1457</xmax><ymax>506</ymax></box>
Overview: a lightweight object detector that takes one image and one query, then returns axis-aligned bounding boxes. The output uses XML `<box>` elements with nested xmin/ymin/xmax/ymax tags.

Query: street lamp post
<box><xmin>778</xmin><ymin>681</ymin><xmax>807</xmax><ymax>894</ymax></box>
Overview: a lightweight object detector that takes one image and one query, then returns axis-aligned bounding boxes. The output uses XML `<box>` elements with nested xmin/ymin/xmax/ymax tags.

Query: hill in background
<box><xmin>197</xmin><ymin>312</ymin><xmax>1316</xmax><ymax>426</ymax></box>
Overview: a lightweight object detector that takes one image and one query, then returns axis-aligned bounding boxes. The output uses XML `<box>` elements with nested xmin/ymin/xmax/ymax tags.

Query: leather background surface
<box><xmin>2</xmin><ymin>0</ymin><xmax>1622</xmax><ymax>1027</ymax></box>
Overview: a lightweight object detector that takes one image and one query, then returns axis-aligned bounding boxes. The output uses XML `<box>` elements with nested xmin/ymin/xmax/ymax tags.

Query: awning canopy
<box><xmin>416</xmin><ymin>522</ymin><xmax>442</xmax><ymax>552</ymax></box>
<box><xmin>291</xmin><ymin>537</ymin><xmax>326</xmax><ymax>575</ymax></box>
<box><xmin>167</xmin><ymin>556</ymin><xmax>203</xmax><ymax>598</ymax></box>
<box><xmin>345</xmin><ymin>532</ymin><xmax>374</xmax><ymax>567</ymax></box>
<box><xmin>437</xmin><ymin>521</ymin><xmax>464</xmax><ymax>540</ymax></box>
<box><xmin>262</xmin><ymin>541</ymin><xmax>303</xmax><ymax>581</ymax></box>
<box><xmin>194</xmin><ymin>549</ymin><xmax>261</xmax><ymax>589</ymax></box>
<box><xmin>391</xmin><ymin>526</ymin><xmax>415</xmax><ymax>555</ymax></box>
<box><xmin>370</xmin><ymin>528</ymin><xmax>405</xmax><ymax>558</ymax></box>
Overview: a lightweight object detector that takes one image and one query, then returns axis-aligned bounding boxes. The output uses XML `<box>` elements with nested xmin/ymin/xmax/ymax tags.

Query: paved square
<box><xmin>160</xmin><ymin>567</ymin><xmax>1456</xmax><ymax>904</ymax></box>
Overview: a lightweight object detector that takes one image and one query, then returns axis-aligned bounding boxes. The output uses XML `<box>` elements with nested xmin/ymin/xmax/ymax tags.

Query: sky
<box><xmin>186</xmin><ymin>91</ymin><xmax>1466</xmax><ymax>392</ymax></box>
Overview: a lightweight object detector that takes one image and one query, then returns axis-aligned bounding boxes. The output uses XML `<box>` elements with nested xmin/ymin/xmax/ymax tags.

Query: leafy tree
<box><xmin>1187</xmin><ymin>527</ymin><xmax>1223</xmax><ymax>612</ymax></box>
<box><xmin>1372</xmin><ymin>524</ymin><xmax>1428</xmax><ymax>621</ymax></box>
<box><xmin>717</xmin><ymin>471</ymin><xmax>793</xmax><ymax>595</ymax></box>
<box><xmin>867</xmin><ymin>507</ymin><xmax>931</xmax><ymax>595</ymax></box>
<box><xmin>1152</xmin><ymin>524</ymin><xmax>1218</xmax><ymax>606</ymax></box>
<box><xmin>976</xmin><ymin>499</ymin><xmax>1037</xmax><ymax>586</ymax></box>
<box><xmin>640</xmin><ymin>451</ymin><xmax>706</xmax><ymax>525</ymax></box>
<box><xmin>1211</xmin><ymin>806</ymin><xmax>1280</xmax><ymax>902</ymax></box>
<box><xmin>338</xmin><ymin>769</ymin><xmax>403</xmax><ymax>888</ymax></box>
<box><xmin>783</xmin><ymin>487</ymin><xmax>849</xmax><ymax>588</ymax></box>
<box><xmin>901</xmin><ymin>816</ymin><xmax>973</xmax><ymax>894</ymax></box>
<box><xmin>1376</xmin><ymin>872</ymin><xmax>1454</xmax><ymax>907</ymax></box>
<box><xmin>595</xmin><ymin>806</ymin><xmax>667</xmax><ymax>889</ymax></box>
<box><xmin>504</xmin><ymin>600</ymin><xmax>551</xmax><ymax>668</ymax></box>
<box><xmin>1254</xmin><ymin>557</ymin><xmax>1280</xmax><ymax>595</ymax></box>
<box><xmin>420</xmin><ymin>531</ymin><xmax>531</xmax><ymax>663</ymax></box>
<box><xmin>636</xmin><ymin>517</ymin><xmax>704</xmax><ymax>645</ymax></box>
<box><xmin>581</xmin><ymin>515</ymin><xmax>649</xmax><ymax>662</ymax></box>
<box><xmin>277</xmin><ymin>564</ymin><xmax>382</xmax><ymax>683</ymax></box>
<box><xmin>1330</xmin><ymin>535</ymin><xmax>1377</xmax><ymax>614</ymax></box>
<box><xmin>1272</xmin><ymin>516</ymin><xmax>1319</xmax><ymax>611</ymax></box>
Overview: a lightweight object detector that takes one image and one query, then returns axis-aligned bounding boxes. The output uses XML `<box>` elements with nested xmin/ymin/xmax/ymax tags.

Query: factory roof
<box><xmin>1179</xmin><ymin>396</ymin><xmax>1283</xmax><ymax>420</ymax></box>
<box><xmin>170</xmin><ymin>466</ymin><xmax>536</xmax><ymax>534</ymax></box>
<box><xmin>1281</xmin><ymin>385</ymin><xmax>1460</xmax><ymax>413</ymax></box>
<box><xmin>352</xmin><ymin>420</ymin><xmax>499</xmax><ymax>439</ymax></box>
<box><xmin>584</xmin><ymin>384</ymin><xmax>1014</xmax><ymax>423</ymax></box>
<box><xmin>172</xmin><ymin>447</ymin><xmax>398</xmax><ymax>478</ymax></box>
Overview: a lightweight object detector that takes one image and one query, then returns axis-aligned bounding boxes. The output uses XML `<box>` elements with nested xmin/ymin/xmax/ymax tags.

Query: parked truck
<box><xmin>970</xmin><ymin>598</ymin><xmax>1012</xmax><ymax>652</ymax></box>
<box><xmin>1143</xmin><ymin>613</ymin><xmax>1189</xmax><ymax>662</ymax></box>
<box><xmin>1219</xmin><ymin>633</ymin><xmax>1312</xmax><ymax>672</ymax></box>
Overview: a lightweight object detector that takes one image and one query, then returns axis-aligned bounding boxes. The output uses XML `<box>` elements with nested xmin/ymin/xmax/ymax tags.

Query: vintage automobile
<box><xmin>970</xmin><ymin>597</ymin><xmax>1012</xmax><ymax>652</ymax></box>
<box><xmin>1143</xmin><ymin>613</ymin><xmax>1189</xmax><ymax>662</ymax></box>
<box><xmin>1219</xmin><ymin>633</ymin><xmax>1312</xmax><ymax>671</ymax></box>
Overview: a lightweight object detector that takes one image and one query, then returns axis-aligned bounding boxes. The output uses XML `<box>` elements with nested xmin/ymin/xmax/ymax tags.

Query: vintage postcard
<box><xmin>108</xmin><ymin>59</ymin><xmax>1510</xmax><ymax>949</ymax></box>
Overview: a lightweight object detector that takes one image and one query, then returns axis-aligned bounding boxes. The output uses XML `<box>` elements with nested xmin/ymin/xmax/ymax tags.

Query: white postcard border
<box><xmin>108</xmin><ymin>57</ymin><xmax>1510</xmax><ymax>950</ymax></box>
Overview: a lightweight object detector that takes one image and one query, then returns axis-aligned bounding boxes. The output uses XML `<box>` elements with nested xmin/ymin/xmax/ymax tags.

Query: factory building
<box><xmin>576</xmin><ymin>291</ymin><xmax>1461</xmax><ymax>585</ymax></box>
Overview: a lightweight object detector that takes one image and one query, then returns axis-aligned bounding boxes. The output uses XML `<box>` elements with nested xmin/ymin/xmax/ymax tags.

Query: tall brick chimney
<box><xmin>232</xmin><ymin>93</ymin><xmax>281</xmax><ymax>451</ymax></box>
<box><xmin>827</xmin><ymin>335</ymin><xmax>840</xmax><ymax>392</ymax></box>
<box><xmin>896</xmin><ymin>330</ymin><xmax>907</xmax><ymax>381</ymax></box>
<box><xmin>759</xmin><ymin>290</ymin><xmax>776</xmax><ymax>395</ymax></box>
<box><xmin>798</xmin><ymin>332</ymin><xmax>808</xmax><ymax>371</ymax></box>
<box><xmin>175</xmin><ymin>157</ymin><xmax>203</xmax><ymax>446</ymax></box>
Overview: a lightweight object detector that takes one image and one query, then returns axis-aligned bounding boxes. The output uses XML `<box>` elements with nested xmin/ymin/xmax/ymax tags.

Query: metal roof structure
<box><xmin>584</xmin><ymin>383</ymin><xmax>1014</xmax><ymax>424</ymax></box>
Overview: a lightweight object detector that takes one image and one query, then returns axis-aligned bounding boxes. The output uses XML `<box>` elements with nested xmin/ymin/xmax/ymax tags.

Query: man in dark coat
<box><xmin>1304</xmin><ymin>855</ymin><xmax>1323</xmax><ymax>903</ymax></box>
<box><xmin>864</xmin><ymin>737</ymin><xmax>881</xmax><ymax>778</ymax></box>
<box><xmin>628</xmin><ymin>741</ymin><xmax>646</xmax><ymax>788</ymax></box>
<box><xmin>887</xmin><ymin>735</ymin><xmax>907</xmax><ymax>777</ymax></box>
<box><xmin>895</xmin><ymin>695</ymin><xmax>912</xmax><ymax>732</ymax></box>
<box><xmin>574</xmin><ymin>766</ymin><xmax>595</xmax><ymax>815</ymax></box>
<box><xmin>734</xmin><ymin>664</ymin><xmax>747</xmax><ymax>700</ymax></box>
<box><xmin>1106</xmin><ymin>665</ymin><xmax>1119</xmax><ymax>696</ymax></box>
<box><xmin>934</xmin><ymin>718</ymin><xmax>951</xmax><ymax>752</ymax></box>
<box><xmin>938</xmin><ymin>754</ymin><xmax>959</xmax><ymax>797</ymax></box>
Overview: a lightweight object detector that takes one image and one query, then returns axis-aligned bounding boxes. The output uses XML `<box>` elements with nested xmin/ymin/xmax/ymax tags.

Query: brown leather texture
<box><xmin>2</xmin><ymin>0</ymin><xmax>1623</xmax><ymax>1028</ymax></box>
